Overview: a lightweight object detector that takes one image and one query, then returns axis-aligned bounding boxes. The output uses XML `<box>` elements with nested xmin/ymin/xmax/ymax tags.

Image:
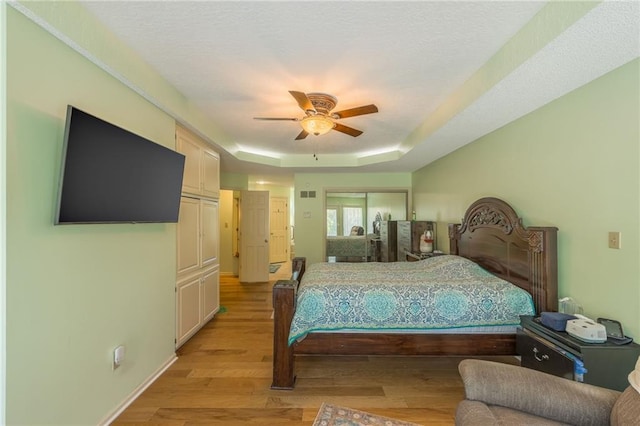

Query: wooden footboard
<box><xmin>294</xmin><ymin>333</ymin><xmax>516</xmax><ymax>355</ymax></box>
<box><xmin>270</xmin><ymin>258</ymin><xmax>517</xmax><ymax>389</ymax></box>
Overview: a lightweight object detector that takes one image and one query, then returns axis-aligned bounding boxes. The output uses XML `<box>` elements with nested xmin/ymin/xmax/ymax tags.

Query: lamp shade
<box><xmin>300</xmin><ymin>115</ymin><xmax>335</xmax><ymax>136</ymax></box>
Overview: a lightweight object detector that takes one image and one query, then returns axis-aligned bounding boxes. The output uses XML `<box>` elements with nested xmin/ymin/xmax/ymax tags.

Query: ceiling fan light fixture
<box><xmin>300</xmin><ymin>115</ymin><xmax>335</xmax><ymax>136</ymax></box>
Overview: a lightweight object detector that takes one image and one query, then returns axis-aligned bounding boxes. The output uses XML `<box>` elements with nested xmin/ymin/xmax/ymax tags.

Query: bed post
<box><xmin>448</xmin><ymin>223</ymin><xmax>460</xmax><ymax>254</ymax></box>
<box><xmin>271</xmin><ymin>257</ymin><xmax>305</xmax><ymax>390</ymax></box>
<box><xmin>271</xmin><ymin>280</ymin><xmax>296</xmax><ymax>389</ymax></box>
<box><xmin>527</xmin><ymin>227</ymin><xmax>558</xmax><ymax>313</ymax></box>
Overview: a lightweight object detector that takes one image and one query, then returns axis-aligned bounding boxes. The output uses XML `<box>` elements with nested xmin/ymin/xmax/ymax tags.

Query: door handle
<box><xmin>265</xmin><ymin>239</ymin><xmax>268</xmax><ymax>243</ymax></box>
<box><xmin>533</xmin><ymin>347</ymin><xmax>549</xmax><ymax>362</ymax></box>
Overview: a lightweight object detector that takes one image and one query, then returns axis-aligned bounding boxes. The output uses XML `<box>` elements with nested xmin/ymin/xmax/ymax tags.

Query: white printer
<box><xmin>565</xmin><ymin>316</ymin><xmax>607</xmax><ymax>343</ymax></box>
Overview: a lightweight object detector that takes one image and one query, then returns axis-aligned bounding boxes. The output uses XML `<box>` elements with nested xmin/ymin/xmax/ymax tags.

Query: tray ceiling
<box><xmin>70</xmin><ymin>1</ymin><xmax>640</xmax><ymax>179</ymax></box>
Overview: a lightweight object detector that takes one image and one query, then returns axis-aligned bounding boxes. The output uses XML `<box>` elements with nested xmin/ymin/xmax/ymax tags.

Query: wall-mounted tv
<box><xmin>55</xmin><ymin>106</ymin><xmax>185</xmax><ymax>224</ymax></box>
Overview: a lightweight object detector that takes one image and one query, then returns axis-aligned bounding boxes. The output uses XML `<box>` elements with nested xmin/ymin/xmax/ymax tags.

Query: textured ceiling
<box><xmin>79</xmin><ymin>1</ymin><xmax>639</xmax><ymax>181</ymax></box>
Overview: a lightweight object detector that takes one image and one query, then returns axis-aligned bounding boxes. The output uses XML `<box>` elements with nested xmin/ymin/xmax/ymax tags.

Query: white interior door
<box><xmin>269</xmin><ymin>197</ymin><xmax>289</xmax><ymax>263</ymax></box>
<box><xmin>239</xmin><ymin>190</ymin><xmax>270</xmax><ymax>283</ymax></box>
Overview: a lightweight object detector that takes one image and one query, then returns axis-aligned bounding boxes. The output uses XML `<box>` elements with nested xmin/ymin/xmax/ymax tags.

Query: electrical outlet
<box><xmin>608</xmin><ymin>232</ymin><xmax>621</xmax><ymax>249</ymax></box>
<box><xmin>113</xmin><ymin>345</ymin><xmax>125</xmax><ymax>370</ymax></box>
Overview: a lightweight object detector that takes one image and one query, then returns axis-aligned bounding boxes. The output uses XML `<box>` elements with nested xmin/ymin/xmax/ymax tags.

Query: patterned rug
<box><xmin>313</xmin><ymin>403</ymin><xmax>423</xmax><ymax>426</ymax></box>
<box><xmin>269</xmin><ymin>263</ymin><xmax>281</xmax><ymax>273</ymax></box>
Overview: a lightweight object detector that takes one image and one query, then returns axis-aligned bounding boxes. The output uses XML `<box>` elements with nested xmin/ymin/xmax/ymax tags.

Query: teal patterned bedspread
<box><xmin>288</xmin><ymin>255</ymin><xmax>535</xmax><ymax>345</ymax></box>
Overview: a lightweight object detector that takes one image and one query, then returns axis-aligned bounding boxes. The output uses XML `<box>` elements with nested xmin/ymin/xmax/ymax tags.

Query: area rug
<box><xmin>269</xmin><ymin>263</ymin><xmax>281</xmax><ymax>273</ymax></box>
<box><xmin>313</xmin><ymin>402</ymin><xmax>423</xmax><ymax>426</ymax></box>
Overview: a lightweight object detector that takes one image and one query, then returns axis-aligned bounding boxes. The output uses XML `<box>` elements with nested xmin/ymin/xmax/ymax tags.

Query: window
<box><xmin>342</xmin><ymin>207</ymin><xmax>363</xmax><ymax>235</ymax></box>
<box><xmin>326</xmin><ymin>208</ymin><xmax>338</xmax><ymax>236</ymax></box>
<box><xmin>325</xmin><ymin>191</ymin><xmax>408</xmax><ymax>237</ymax></box>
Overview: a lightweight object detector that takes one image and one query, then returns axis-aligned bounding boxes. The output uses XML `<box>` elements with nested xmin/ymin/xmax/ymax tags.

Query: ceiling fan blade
<box><xmin>289</xmin><ymin>91</ymin><xmax>316</xmax><ymax>113</ymax></box>
<box><xmin>332</xmin><ymin>104</ymin><xmax>378</xmax><ymax>119</ymax></box>
<box><xmin>333</xmin><ymin>123</ymin><xmax>363</xmax><ymax>137</ymax></box>
<box><xmin>295</xmin><ymin>129</ymin><xmax>309</xmax><ymax>140</ymax></box>
<box><xmin>253</xmin><ymin>117</ymin><xmax>299</xmax><ymax>121</ymax></box>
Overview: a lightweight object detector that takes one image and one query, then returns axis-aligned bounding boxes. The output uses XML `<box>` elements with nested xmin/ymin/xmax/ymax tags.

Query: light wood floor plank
<box><xmin>112</xmin><ymin>261</ymin><xmax>517</xmax><ymax>425</ymax></box>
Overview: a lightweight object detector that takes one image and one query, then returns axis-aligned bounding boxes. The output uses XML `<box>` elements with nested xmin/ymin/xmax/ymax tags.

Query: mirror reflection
<box><xmin>325</xmin><ymin>191</ymin><xmax>408</xmax><ymax>262</ymax></box>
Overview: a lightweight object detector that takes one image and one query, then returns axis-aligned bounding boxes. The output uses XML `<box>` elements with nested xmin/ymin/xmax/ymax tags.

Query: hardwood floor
<box><xmin>112</xmin><ymin>261</ymin><xmax>518</xmax><ymax>425</ymax></box>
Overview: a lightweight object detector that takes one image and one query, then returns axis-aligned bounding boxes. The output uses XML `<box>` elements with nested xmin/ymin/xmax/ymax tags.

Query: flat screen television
<box><xmin>55</xmin><ymin>106</ymin><xmax>186</xmax><ymax>224</ymax></box>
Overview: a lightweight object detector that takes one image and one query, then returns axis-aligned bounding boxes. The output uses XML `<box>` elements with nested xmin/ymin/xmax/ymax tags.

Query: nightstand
<box><xmin>517</xmin><ymin>315</ymin><xmax>640</xmax><ymax>391</ymax></box>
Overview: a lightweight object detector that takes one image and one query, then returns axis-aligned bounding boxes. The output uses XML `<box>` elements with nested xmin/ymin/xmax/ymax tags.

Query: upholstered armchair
<box><xmin>456</xmin><ymin>359</ymin><xmax>640</xmax><ymax>426</ymax></box>
<box><xmin>350</xmin><ymin>226</ymin><xmax>365</xmax><ymax>236</ymax></box>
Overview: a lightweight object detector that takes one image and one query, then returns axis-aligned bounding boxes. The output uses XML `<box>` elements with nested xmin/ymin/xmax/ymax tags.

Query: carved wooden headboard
<box><xmin>449</xmin><ymin>197</ymin><xmax>558</xmax><ymax>313</ymax></box>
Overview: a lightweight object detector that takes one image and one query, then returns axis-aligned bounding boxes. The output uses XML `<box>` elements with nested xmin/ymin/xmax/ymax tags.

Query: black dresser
<box><xmin>396</xmin><ymin>220</ymin><xmax>436</xmax><ymax>261</ymax></box>
<box><xmin>517</xmin><ymin>315</ymin><xmax>640</xmax><ymax>391</ymax></box>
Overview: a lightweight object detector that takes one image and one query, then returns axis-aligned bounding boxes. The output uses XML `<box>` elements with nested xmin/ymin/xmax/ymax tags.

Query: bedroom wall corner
<box><xmin>411</xmin><ymin>58</ymin><xmax>640</xmax><ymax>339</ymax></box>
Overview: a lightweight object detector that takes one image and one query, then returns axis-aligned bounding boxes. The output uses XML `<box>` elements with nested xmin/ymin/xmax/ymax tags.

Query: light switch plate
<box><xmin>608</xmin><ymin>232</ymin><xmax>621</xmax><ymax>249</ymax></box>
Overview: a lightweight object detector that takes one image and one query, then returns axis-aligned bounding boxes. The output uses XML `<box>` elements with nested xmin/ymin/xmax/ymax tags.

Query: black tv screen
<box><xmin>55</xmin><ymin>106</ymin><xmax>185</xmax><ymax>224</ymax></box>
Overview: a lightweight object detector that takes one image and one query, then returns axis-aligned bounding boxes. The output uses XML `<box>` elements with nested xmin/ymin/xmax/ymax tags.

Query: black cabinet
<box><xmin>517</xmin><ymin>315</ymin><xmax>640</xmax><ymax>391</ymax></box>
<box><xmin>396</xmin><ymin>221</ymin><xmax>436</xmax><ymax>261</ymax></box>
<box><xmin>379</xmin><ymin>221</ymin><xmax>397</xmax><ymax>262</ymax></box>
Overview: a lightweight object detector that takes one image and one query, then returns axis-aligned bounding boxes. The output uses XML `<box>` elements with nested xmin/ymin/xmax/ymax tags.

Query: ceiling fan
<box><xmin>254</xmin><ymin>91</ymin><xmax>378</xmax><ymax>140</ymax></box>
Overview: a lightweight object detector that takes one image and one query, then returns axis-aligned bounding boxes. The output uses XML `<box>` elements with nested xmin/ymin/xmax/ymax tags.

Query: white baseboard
<box><xmin>98</xmin><ymin>354</ymin><xmax>178</xmax><ymax>425</ymax></box>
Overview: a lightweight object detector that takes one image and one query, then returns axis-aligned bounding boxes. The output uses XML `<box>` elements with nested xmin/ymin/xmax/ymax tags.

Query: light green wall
<box><xmin>7</xmin><ymin>9</ymin><xmax>177</xmax><ymax>425</ymax></box>
<box><xmin>412</xmin><ymin>59</ymin><xmax>640</xmax><ymax>339</ymax></box>
<box><xmin>1</xmin><ymin>2</ymin><xmax>7</xmax><ymax>424</ymax></box>
<box><xmin>253</xmin><ymin>183</ymin><xmax>291</xmax><ymax>198</ymax></box>
<box><xmin>220</xmin><ymin>172</ymin><xmax>249</xmax><ymax>191</ymax></box>
<box><xmin>367</xmin><ymin>192</ymin><xmax>408</xmax><ymax>227</ymax></box>
<box><xmin>294</xmin><ymin>173</ymin><xmax>411</xmax><ymax>264</ymax></box>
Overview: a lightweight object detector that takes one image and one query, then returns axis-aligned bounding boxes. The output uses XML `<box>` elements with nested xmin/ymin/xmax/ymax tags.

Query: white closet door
<box><xmin>201</xmin><ymin>199</ymin><xmax>219</xmax><ymax>268</ymax></box>
<box><xmin>176</xmin><ymin>132</ymin><xmax>202</xmax><ymax>195</ymax></box>
<box><xmin>176</xmin><ymin>275</ymin><xmax>202</xmax><ymax>346</ymax></box>
<box><xmin>201</xmin><ymin>149</ymin><xmax>220</xmax><ymax>198</ymax></box>
<box><xmin>177</xmin><ymin>197</ymin><xmax>200</xmax><ymax>275</ymax></box>
<box><xmin>201</xmin><ymin>266</ymin><xmax>220</xmax><ymax>322</ymax></box>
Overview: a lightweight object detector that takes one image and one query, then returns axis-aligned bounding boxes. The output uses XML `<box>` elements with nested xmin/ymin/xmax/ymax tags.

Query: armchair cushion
<box><xmin>456</xmin><ymin>400</ymin><xmax>569</xmax><ymax>426</ymax></box>
<box><xmin>457</xmin><ymin>359</ymin><xmax>620</xmax><ymax>426</ymax></box>
<box><xmin>610</xmin><ymin>386</ymin><xmax>640</xmax><ymax>426</ymax></box>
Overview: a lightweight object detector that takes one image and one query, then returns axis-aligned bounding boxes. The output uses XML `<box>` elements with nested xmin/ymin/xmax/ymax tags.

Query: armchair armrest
<box><xmin>459</xmin><ymin>359</ymin><xmax>620</xmax><ymax>426</ymax></box>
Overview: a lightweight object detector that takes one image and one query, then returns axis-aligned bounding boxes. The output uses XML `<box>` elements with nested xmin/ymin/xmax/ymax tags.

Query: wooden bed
<box><xmin>271</xmin><ymin>197</ymin><xmax>558</xmax><ymax>389</ymax></box>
